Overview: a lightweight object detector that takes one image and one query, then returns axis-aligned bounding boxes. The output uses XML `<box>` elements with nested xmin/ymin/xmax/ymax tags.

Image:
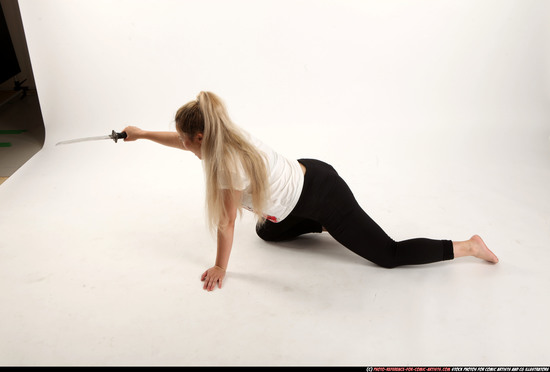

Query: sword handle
<box><xmin>111</xmin><ymin>130</ymin><xmax>128</xmax><ymax>143</ymax></box>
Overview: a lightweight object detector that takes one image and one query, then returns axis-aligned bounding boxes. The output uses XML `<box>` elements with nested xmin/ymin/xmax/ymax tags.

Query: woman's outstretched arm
<box><xmin>122</xmin><ymin>126</ymin><xmax>186</xmax><ymax>150</ymax></box>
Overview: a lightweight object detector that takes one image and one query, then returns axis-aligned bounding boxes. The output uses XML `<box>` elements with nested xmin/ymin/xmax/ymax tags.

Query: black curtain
<box><xmin>0</xmin><ymin>3</ymin><xmax>21</xmax><ymax>85</ymax></box>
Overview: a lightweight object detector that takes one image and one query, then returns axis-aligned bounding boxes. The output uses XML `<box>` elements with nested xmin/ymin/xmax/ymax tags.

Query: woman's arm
<box><xmin>201</xmin><ymin>189</ymin><xmax>242</xmax><ymax>291</ymax></box>
<box><xmin>123</xmin><ymin>126</ymin><xmax>186</xmax><ymax>150</ymax></box>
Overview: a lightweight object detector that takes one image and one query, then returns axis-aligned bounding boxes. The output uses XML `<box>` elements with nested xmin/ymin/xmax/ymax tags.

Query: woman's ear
<box><xmin>195</xmin><ymin>133</ymin><xmax>203</xmax><ymax>143</ymax></box>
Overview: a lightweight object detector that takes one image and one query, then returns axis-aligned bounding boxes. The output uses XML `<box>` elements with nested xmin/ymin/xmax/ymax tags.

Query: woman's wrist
<box><xmin>136</xmin><ymin>129</ymin><xmax>148</xmax><ymax>140</ymax></box>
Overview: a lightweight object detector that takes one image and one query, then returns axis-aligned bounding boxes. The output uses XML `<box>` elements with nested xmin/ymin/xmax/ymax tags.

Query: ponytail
<box><xmin>176</xmin><ymin>92</ymin><xmax>269</xmax><ymax>232</ymax></box>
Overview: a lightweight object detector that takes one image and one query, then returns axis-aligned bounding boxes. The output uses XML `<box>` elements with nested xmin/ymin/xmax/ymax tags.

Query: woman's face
<box><xmin>180</xmin><ymin>131</ymin><xmax>203</xmax><ymax>159</ymax></box>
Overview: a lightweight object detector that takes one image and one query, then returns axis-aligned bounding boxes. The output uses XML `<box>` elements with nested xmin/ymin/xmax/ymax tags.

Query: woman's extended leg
<box><xmin>320</xmin><ymin>199</ymin><xmax>456</xmax><ymax>268</ymax></box>
<box><xmin>321</xmin><ymin>178</ymin><xmax>500</xmax><ymax>267</ymax></box>
<box><xmin>293</xmin><ymin>159</ymin><xmax>498</xmax><ymax>268</ymax></box>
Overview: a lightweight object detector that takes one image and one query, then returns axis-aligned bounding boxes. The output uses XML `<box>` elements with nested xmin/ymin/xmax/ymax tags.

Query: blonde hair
<box><xmin>175</xmin><ymin>91</ymin><xmax>269</xmax><ymax>231</ymax></box>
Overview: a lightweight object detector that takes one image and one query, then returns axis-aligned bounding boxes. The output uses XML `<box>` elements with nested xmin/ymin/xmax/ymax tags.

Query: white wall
<box><xmin>17</xmin><ymin>0</ymin><xmax>550</xmax><ymax>219</ymax></box>
<box><xmin>17</xmin><ymin>0</ymin><xmax>550</xmax><ymax>185</ymax></box>
<box><xmin>19</xmin><ymin>0</ymin><xmax>549</xmax><ymax>138</ymax></box>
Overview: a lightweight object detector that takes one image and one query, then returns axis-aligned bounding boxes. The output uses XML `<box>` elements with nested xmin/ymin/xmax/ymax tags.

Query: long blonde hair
<box><xmin>175</xmin><ymin>91</ymin><xmax>269</xmax><ymax>231</ymax></box>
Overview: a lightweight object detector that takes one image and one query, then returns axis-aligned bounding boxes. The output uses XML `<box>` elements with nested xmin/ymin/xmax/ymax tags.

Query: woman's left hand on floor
<box><xmin>201</xmin><ymin>266</ymin><xmax>226</xmax><ymax>291</ymax></box>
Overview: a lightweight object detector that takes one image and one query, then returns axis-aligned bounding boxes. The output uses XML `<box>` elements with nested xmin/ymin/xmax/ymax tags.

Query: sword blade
<box><xmin>55</xmin><ymin>135</ymin><xmax>111</xmax><ymax>146</ymax></box>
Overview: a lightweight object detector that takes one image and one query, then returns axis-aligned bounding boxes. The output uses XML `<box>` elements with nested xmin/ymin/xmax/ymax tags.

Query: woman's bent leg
<box><xmin>256</xmin><ymin>215</ymin><xmax>323</xmax><ymax>242</ymax></box>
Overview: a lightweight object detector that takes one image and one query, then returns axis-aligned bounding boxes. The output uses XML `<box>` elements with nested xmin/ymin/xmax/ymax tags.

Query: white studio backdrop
<box><xmin>0</xmin><ymin>0</ymin><xmax>549</xmax><ymax>366</ymax></box>
<box><xmin>15</xmin><ymin>0</ymin><xmax>550</xmax><ymax>201</ymax></box>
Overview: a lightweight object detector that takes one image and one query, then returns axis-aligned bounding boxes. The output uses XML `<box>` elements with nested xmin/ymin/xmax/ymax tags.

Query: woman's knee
<box><xmin>256</xmin><ymin>222</ymin><xmax>280</xmax><ymax>242</ymax></box>
<box><xmin>364</xmin><ymin>240</ymin><xmax>400</xmax><ymax>269</ymax></box>
<box><xmin>373</xmin><ymin>258</ymin><xmax>399</xmax><ymax>269</ymax></box>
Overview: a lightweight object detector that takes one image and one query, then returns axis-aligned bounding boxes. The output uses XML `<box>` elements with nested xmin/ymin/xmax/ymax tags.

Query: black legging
<box><xmin>256</xmin><ymin>159</ymin><xmax>454</xmax><ymax>268</ymax></box>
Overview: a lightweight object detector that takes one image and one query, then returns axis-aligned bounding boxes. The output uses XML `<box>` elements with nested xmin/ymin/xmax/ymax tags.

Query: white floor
<box><xmin>1</xmin><ymin>0</ymin><xmax>549</xmax><ymax>366</ymax></box>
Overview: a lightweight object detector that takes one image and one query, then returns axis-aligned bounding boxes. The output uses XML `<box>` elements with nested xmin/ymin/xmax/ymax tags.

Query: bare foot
<box><xmin>470</xmin><ymin>235</ymin><xmax>499</xmax><ymax>263</ymax></box>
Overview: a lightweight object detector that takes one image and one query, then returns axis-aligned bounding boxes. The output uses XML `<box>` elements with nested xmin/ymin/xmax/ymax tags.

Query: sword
<box><xmin>56</xmin><ymin>130</ymin><xmax>127</xmax><ymax>146</ymax></box>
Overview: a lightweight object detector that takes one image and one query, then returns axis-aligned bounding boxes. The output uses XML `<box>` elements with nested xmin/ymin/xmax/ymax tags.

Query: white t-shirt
<box><xmin>208</xmin><ymin>134</ymin><xmax>304</xmax><ymax>223</ymax></box>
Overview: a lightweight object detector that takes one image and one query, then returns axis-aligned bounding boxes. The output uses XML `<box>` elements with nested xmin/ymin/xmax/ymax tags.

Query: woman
<box><xmin>123</xmin><ymin>91</ymin><xmax>499</xmax><ymax>291</ymax></box>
